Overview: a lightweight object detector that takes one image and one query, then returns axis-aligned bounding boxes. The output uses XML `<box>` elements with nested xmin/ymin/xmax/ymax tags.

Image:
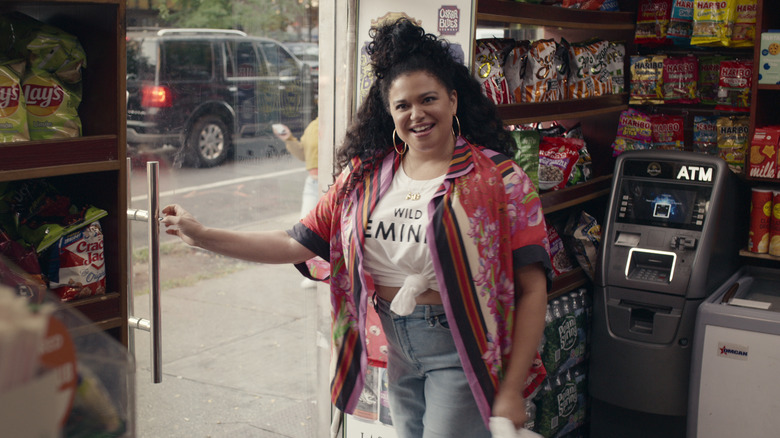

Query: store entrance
<box><xmin>124</xmin><ymin>8</ymin><xmax>323</xmax><ymax>436</ymax></box>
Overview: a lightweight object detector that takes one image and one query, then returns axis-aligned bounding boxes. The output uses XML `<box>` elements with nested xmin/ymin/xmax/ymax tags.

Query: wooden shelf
<box><xmin>549</xmin><ymin>267</ymin><xmax>589</xmax><ymax>299</ymax></box>
<box><xmin>496</xmin><ymin>94</ymin><xmax>629</xmax><ymax>125</ymax></box>
<box><xmin>739</xmin><ymin>249</ymin><xmax>780</xmax><ymax>261</ymax></box>
<box><xmin>541</xmin><ymin>174</ymin><xmax>613</xmax><ymax>214</ymax></box>
<box><xmin>757</xmin><ymin>84</ymin><xmax>780</xmax><ymax>91</ymax></box>
<box><xmin>476</xmin><ymin>0</ymin><xmax>636</xmax><ymax>30</ymax></box>
<box><xmin>0</xmin><ymin>135</ymin><xmax>120</xmax><ymax>179</ymax></box>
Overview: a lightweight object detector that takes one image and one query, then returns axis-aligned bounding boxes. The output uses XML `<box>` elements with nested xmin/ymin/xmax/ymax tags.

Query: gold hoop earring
<box><xmin>392</xmin><ymin>129</ymin><xmax>407</xmax><ymax>155</ymax></box>
<box><xmin>452</xmin><ymin>115</ymin><xmax>461</xmax><ymax>138</ymax></box>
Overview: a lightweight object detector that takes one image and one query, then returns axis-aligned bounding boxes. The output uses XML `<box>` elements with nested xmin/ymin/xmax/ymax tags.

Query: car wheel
<box><xmin>187</xmin><ymin>115</ymin><xmax>231</xmax><ymax>167</ymax></box>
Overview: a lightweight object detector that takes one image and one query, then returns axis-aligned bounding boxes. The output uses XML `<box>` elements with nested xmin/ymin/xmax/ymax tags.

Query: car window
<box><xmin>161</xmin><ymin>40</ymin><xmax>214</xmax><ymax>81</ymax></box>
<box><xmin>226</xmin><ymin>40</ymin><xmax>267</xmax><ymax>78</ymax></box>
<box><xmin>258</xmin><ymin>41</ymin><xmax>298</xmax><ymax>76</ymax></box>
<box><xmin>126</xmin><ymin>38</ymin><xmax>158</xmax><ymax>81</ymax></box>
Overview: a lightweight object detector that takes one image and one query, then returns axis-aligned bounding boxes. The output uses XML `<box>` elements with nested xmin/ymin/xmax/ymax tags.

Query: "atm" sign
<box><xmin>676</xmin><ymin>165</ymin><xmax>712</xmax><ymax>182</ymax></box>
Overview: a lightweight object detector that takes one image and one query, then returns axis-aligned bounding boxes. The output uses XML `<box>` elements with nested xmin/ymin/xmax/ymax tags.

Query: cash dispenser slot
<box><xmin>625</xmin><ymin>248</ymin><xmax>677</xmax><ymax>284</ymax></box>
<box><xmin>607</xmin><ymin>297</ymin><xmax>681</xmax><ymax>343</ymax></box>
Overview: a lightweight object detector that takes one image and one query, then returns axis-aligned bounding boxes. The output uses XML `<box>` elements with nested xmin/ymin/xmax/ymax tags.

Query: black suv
<box><xmin>126</xmin><ymin>28</ymin><xmax>314</xmax><ymax>167</ymax></box>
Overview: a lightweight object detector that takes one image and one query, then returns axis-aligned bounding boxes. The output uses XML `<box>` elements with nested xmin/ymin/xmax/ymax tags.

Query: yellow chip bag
<box><xmin>0</xmin><ymin>62</ymin><xmax>29</xmax><ymax>142</ymax></box>
<box><xmin>22</xmin><ymin>69</ymin><xmax>82</xmax><ymax>140</ymax></box>
<box><xmin>691</xmin><ymin>0</ymin><xmax>737</xmax><ymax>47</ymax></box>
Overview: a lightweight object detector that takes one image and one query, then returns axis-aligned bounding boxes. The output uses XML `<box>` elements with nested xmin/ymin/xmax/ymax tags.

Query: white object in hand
<box><xmin>389</xmin><ymin>274</ymin><xmax>428</xmax><ymax>315</ymax></box>
<box><xmin>489</xmin><ymin>416</ymin><xmax>543</xmax><ymax>438</ymax></box>
<box><xmin>272</xmin><ymin>124</ymin><xmax>287</xmax><ymax>136</ymax></box>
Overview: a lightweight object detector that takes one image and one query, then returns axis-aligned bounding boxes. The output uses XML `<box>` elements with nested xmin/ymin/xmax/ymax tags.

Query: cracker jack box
<box><xmin>748</xmin><ymin>126</ymin><xmax>780</xmax><ymax>179</ymax></box>
<box><xmin>759</xmin><ymin>31</ymin><xmax>780</xmax><ymax>85</ymax></box>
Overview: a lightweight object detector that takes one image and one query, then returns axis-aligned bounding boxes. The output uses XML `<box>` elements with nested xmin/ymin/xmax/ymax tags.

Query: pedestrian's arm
<box><xmin>491</xmin><ymin>262</ymin><xmax>548</xmax><ymax>428</ymax></box>
<box><xmin>162</xmin><ymin>204</ymin><xmax>315</xmax><ymax>264</ymax></box>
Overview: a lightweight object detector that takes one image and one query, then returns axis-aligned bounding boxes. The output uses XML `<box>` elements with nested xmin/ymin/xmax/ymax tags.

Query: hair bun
<box><xmin>368</xmin><ymin>18</ymin><xmax>448</xmax><ymax>79</ymax></box>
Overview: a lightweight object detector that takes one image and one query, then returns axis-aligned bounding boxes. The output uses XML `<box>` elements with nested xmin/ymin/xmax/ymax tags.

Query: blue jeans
<box><xmin>375</xmin><ymin>297</ymin><xmax>490</xmax><ymax>438</ymax></box>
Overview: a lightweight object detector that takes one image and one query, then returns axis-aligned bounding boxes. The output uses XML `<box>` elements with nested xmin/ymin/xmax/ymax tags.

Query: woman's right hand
<box><xmin>161</xmin><ymin>204</ymin><xmax>204</xmax><ymax>247</ymax></box>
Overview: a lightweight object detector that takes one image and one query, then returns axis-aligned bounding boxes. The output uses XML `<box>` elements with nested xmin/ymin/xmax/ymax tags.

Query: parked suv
<box><xmin>126</xmin><ymin>28</ymin><xmax>314</xmax><ymax>167</ymax></box>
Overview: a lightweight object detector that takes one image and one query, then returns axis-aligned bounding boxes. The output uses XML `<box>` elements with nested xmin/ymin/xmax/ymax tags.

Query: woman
<box><xmin>163</xmin><ymin>18</ymin><xmax>551</xmax><ymax>437</ymax></box>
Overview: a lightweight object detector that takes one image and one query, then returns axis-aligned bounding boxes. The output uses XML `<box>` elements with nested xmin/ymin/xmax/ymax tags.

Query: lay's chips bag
<box><xmin>0</xmin><ymin>61</ymin><xmax>29</xmax><ymax>142</ymax></box>
<box><xmin>23</xmin><ymin>69</ymin><xmax>82</xmax><ymax>139</ymax></box>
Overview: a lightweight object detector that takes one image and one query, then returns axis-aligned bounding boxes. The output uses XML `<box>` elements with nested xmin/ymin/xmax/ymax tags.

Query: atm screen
<box><xmin>615</xmin><ymin>180</ymin><xmax>711</xmax><ymax>230</ymax></box>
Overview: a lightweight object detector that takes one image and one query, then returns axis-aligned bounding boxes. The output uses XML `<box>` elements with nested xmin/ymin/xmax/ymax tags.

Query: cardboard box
<box><xmin>748</xmin><ymin>126</ymin><xmax>780</xmax><ymax>179</ymax></box>
<box><xmin>759</xmin><ymin>31</ymin><xmax>780</xmax><ymax>85</ymax></box>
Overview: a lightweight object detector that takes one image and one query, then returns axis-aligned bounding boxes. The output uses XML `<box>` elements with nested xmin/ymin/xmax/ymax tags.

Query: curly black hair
<box><xmin>334</xmin><ymin>18</ymin><xmax>514</xmax><ymax>194</ymax></box>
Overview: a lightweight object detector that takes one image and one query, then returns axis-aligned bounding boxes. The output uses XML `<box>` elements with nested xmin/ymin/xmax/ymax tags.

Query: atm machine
<box><xmin>589</xmin><ymin>150</ymin><xmax>745</xmax><ymax>437</ymax></box>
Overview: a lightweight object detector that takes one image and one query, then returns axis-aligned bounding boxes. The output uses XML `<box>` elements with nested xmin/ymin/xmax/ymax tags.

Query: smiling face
<box><xmin>387</xmin><ymin>71</ymin><xmax>458</xmax><ymax>158</ymax></box>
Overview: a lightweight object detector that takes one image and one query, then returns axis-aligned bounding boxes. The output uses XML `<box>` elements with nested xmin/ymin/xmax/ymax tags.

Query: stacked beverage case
<box><xmin>529</xmin><ymin>287</ymin><xmax>591</xmax><ymax>438</ymax></box>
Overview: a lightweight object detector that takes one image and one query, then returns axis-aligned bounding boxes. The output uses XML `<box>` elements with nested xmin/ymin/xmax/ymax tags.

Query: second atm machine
<box><xmin>588</xmin><ymin>150</ymin><xmax>744</xmax><ymax>437</ymax></box>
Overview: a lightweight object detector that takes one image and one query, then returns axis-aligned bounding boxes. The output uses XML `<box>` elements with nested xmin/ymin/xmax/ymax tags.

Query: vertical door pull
<box><xmin>126</xmin><ymin>160</ymin><xmax>163</xmax><ymax>383</ymax></box>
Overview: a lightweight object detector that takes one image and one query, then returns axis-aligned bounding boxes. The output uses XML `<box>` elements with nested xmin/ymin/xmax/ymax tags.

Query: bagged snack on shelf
<box><xmin>691</xmin><ymin>0</ymin><xmax>737</xmax><ymax>47</ymax></box>
<box><xmin>634</xmin><ymin>0</ymin><xmax>673</xmax><ymax>47</ymax></box>
<box><xmin>667</xmin><ymin>0</ymin><xmax>694</xmax><ymax>43</ymax></box>
<box><xmin>40</xmin><ymin>221</ymin><xmax>106</xmax><ymax>302</ymax></box>
<box><xmin>565</xmin><ymin>124</ymin><xmax>593</xmax><ymax>186</ymax></box>
<box><xmin>605</xmin><ymin>41</ymin><xmax>626</xmax><ymax>94</ymax></box>
<box><xmin>509</xmin><ymin>127</ymin><xmax>541</xmax><ymax>190</ymax></box>
<box><xmin>562</xmin><ymin>0</ymin><xmax>606</xmax><ymax>9</ymax></box>
<box><xmin>523</xmin><ymin>39</ymin><xmax>568</xmax><ymax>103</ymax></box>
<box><xmin>650</xmin><ymin>113</ymin><xmax>685</xmax><ymax>150</ymax></box>
<box><xmin>715</xmin><ymin>59</ymin><xmax>753</xmax><ymax>111</ymax></box>
<box><xmin>504</xmin><ymin>40</ymin><xmax>530</xmax><ymax>103</ymax></box>
<box><xmin>23</xmin><ymin>69</ymin><xmax>82</xmax><ymax>139</ymax></box>
<box><xmin>693</xmin><ymin>115</ymin><xmax>719</xmax><ymax>155</ymax></box>
<box><xmin>748</xmin><ymin>126</ymin><xmax>780</xmax><ymax>179</ymax></box>
<box><xmin>474</xmin><ymin>38</ymin><xmax>514</xmax><ymax>104</ymax></box>
<box><xmin>717</xmin><ymin>115</ymin><xmax>750</xmax><ymax>174</ymax></box>
<box><xmin>547</xmin><ymin>223</ymin><xmax>575</xmax><ymax>277</ymax></box>
<box><xmin>563</xmin><ymin>210</ymin><xmax>601</xmax><ymax>280</ymax></box>
<box><xmin>697</xmin><ymin>54</ymin><xmax>728</xmax><ymax>104</ymax></box>
<box><xmin>611</xmin><ymin>108</ymin><xmax>653</xmax><ymax>156</ymax></box>
<box><xmin>730</xmin><ymin>0</ymin><xmax>757</xmax><ymax>48</ymax></box>
<box><xmin>629</xmin><ymin>54</ymin><xmax>666</xmax><ymax>105</ymax></box>
<box><xmin>0</xmin><ymin>60</ymin><xmax>29</xmax><ymax>142</ymax></box>
<box><xmin>662</xmin><ymin>55</ymin><xmax>699</xmax><ymax>104</ymax></box>
<box><xmin>568</xmin><ymin>38</ymin><xmax>612</xmax><ymax>99</ymax></box>
<box><xmin>538</xmin><ymin>136</ymin><xmax>582</xmax><ymax>191</ymax></box>
<box><xmin>2</xmin><ymin>11</ymin><xmax>87</xmax><ymax>85</ymax></box>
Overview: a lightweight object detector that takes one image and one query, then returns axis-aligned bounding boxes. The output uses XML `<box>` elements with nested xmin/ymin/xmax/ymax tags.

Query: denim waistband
<box><xmin>375</xmin><ymin>295</ymin><xmax>445</xmax><ymax>318</ymax></box>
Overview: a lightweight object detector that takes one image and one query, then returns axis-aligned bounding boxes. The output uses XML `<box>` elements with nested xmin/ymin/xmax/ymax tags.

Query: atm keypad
<box><xmin>630</xmin><ymin>268</ymin><xmax>669</xmax><ymax>283</ymax></box>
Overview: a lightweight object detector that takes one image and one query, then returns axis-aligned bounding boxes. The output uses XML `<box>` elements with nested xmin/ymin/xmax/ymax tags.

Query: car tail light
<box><xmin>141</xmin><ymin>85</ymin><xmax>173</xmax><ymax>108</ymax></box>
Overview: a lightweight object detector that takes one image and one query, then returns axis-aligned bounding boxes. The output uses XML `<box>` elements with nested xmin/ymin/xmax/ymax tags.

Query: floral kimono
<box><xmin>287</xmin><ymin>137</ymin><xmax>552</xmax><ymax>425</ymax></box>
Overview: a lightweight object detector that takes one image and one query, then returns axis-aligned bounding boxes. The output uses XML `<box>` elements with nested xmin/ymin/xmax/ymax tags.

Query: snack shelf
<box><xmin>475</xmin><ymin>0</ymin><xmax>636</xmax><ymax>30</ymax></box>
<box><xmin>739</xmin><ymin>249</ymin><xmax>780</xmax><ymax>261</ymax></box>
<box><xmin>0</xmin><ymin>136</ymin><xmax>121</xmax><ymax>180</ymax></box>
<box><xmin>540</xmin><ymin>174</ymin><xmax>613</xmax><ymax>214</ymax></box>
<box><xmin>496</xmin><ymin>94</ymin><xmax>629</xmax><ymax>126</ymax></box>
<box><xmin>549</xmin><ymin>267</ymin><xmax>588</xmax><ymax>300</ymax></box>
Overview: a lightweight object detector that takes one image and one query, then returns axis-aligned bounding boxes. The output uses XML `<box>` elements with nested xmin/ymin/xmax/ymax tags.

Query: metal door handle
<box><xmin>126</xmin><ymin>159</ymin><xmax>163</xmax><ymax>383</ymax></box>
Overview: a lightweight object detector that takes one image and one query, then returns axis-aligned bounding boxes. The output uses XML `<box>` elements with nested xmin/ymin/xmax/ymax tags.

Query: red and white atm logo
<box><xmin>717</xmin><ymin>342</ymin><xmax>749</xmax><ymax>360</ymax></box>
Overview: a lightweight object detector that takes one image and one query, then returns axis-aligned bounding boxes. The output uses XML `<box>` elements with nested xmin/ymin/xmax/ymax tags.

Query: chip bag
<box><xmin>23</xmin><ymin>69</ymin><xmax>82</xmax><ymax>139</ymax></box>
<box><xmin>523</xmin><ymin>39</ymin><xmax>568</xmax><ymax>103</ymax></box>
<box><xmin>509</xmin><ymin>127</ymin><xmax>541</xmax><ymax>190</ymax></box>
<box><xmin>538</xmin><ymin>137</ymin><xmax>582</xmax><ymax>191</ymax></box>
<box><xmin>41</xmin><ymin>221</ymin><xmax>106</xmax><ymax>302</ymax></box>
<box><xmin>693</xmin><ymin>115</ymin><xmax>719</xmax><ymax>155</ymax></box>
<box><xmin>474</xmin><ymin>39</ymin><xmax>513</xmax><ymax>104</ymax></box>
<box><xmin>568</xmin><ymin>38</ymin><xmax>612</xmax><ymax>99</ymax></box>
<box><xmin>0</xmin><ymin>61</ymin><xmax>29</xmax><ymax>142</ymax></box>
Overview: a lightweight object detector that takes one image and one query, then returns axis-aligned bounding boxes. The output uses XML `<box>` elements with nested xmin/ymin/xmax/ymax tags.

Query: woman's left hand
<box><xmin>492</xmin><ymin>387</ymin><xmax>527</xmax><ymax>429</ymax></box>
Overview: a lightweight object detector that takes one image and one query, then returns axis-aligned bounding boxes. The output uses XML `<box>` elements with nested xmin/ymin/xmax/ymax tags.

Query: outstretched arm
<box><xmin>161</xmin><ymin>204</ymin><xmax>315</xmax><ymax>264</ymax></box>
<box><xmin>492</xmin><ymin>262</ymin><xmax>548</xmax><ymax>429</ymax></box>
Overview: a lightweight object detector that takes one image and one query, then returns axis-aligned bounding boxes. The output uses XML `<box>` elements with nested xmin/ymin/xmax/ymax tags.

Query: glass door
<box><xmin>125</xmin><ymin>4</ymin><xmax>323</xmax><ymax>436</ymax></box>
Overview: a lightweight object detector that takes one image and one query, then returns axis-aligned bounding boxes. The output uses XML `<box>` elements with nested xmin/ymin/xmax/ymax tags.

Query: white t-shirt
<box><xmin>362</xmin><ymin>165</ymin><xmax>445</xmax><ymax>291</ymax></box>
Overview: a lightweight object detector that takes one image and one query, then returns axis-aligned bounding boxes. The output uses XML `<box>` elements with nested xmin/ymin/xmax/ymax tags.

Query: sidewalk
<box><xmin>131</xmin><ymin>213</ymin><xmax>331</xmax><ymax>437</ymax></box>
